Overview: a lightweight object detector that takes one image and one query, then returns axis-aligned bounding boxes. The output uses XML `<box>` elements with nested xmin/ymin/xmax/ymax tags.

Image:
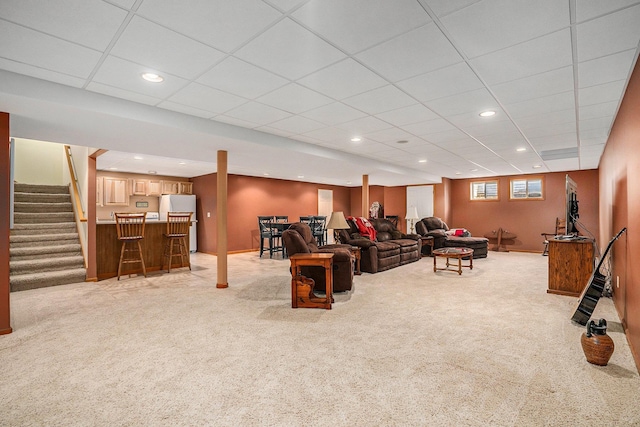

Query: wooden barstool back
<box><xmin>163</xmin><ymin>212</ymin><xmax>192</xmax><ymax>272</ymax></box>
<box><xmin>114</xmin><ymin>213</ymin><xmax>147</xmax><ymax>280</ymax></box>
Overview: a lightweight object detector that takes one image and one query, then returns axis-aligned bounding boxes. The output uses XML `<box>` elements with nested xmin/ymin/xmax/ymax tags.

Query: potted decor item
<box><xmin>580</xmin><ymin>318</ymin><xmax>615</xmax><ymax>366</ymax></box>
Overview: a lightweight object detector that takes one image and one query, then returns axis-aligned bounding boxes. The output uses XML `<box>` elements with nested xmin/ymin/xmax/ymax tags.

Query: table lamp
<box><xmin>327</xmin><ymin>211</ymin><xmax>350</xmax><ymax>244</ymax></box>
<box><xmin>405</xmin><ymin>206</ymin><xmax>419</xmax><ymax>234</ymax></box>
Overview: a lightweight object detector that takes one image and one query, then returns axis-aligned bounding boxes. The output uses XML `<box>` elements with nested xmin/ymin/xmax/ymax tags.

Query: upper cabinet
<box><xmin>147</xmin><ymin>180</ymin><xmax>162</xmax><ymax>196</ymax></box>
<box><xmin>96</xmin><ymin>176</ymin><xmax>103</xmax><ymax>207</ymax></box>
<box><xmin>131</xmin><ymin>179</ymin><xmax>147</xmax><ymax>196</ymax></box>
<box><xmin>103</xmin><ymin>177</ymin><xmax>129</xmax><ymax>206</ymax></box>
<box><xmin>179</xmin><ymin>182</ymin><xmax>193</xmax><ymax>195</ymax></box>
<box><xmin>161</xmin><ymin>180</ymin><xmax>179</xmax><ymax>195</ymax></box>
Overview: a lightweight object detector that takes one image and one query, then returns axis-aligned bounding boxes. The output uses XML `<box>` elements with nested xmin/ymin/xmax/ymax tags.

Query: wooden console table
<box><xmin>289</xmin><ymin>253</ymin><xmax>334</xmax><ymax>309</ymax></box>
<box><xmin>548</xmin><ymin>238</ymin><xmax>594</xmax><ymax>297</ymax></box>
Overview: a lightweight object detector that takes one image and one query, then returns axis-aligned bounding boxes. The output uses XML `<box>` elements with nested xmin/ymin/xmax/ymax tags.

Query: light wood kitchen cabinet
<box><xmin>147</xmin><ymin>180</ymin><xmax>162</xmax><ymax>196</ymax></box>
<box><xmin>131</xmin><ymin>179</ymin><xmax>147</xmax><ymax>196</ymax></box>
<box><xmin>103</xmin><ymin>177</ymin><xmax>130</xmax><ymax>206</ymax></box>
<box><xmin>96</xmin><ymin>177</ymin><xmax>103</xmax><ymax>207</ymax></box>
<box><xmin>161</xmin><ymin>180</ymin><xmax>179</xmax><ymax>195</ymax></box>
<box><xmin>179</xmin><ymin>182</ymin><xmax>193</xmax><ymax>194</ymax></box>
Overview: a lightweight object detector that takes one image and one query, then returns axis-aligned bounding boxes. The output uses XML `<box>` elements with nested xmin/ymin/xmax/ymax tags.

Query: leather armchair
<box><xmin>282</xmin><ymin>222</ymin><xmax>354</xmax><ymax>292</ymax></box>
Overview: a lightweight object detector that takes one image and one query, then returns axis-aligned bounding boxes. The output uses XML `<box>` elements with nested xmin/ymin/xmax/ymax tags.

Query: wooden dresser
<box><xmin>547</xmin><ymin>238</ymin><xmax>594</xmax><ymax>297</ymax></box>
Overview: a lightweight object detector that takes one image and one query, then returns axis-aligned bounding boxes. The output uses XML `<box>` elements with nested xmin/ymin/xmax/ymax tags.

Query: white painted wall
<box><xmin>13</xmin><ymin>138</ymin><xmax>65</xmax><ymax>185</ymax></box>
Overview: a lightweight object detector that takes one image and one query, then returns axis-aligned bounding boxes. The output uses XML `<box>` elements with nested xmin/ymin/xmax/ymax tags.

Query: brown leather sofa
<box><xmin>415</xmin><ymin>217</ymin><xmax>488</xmax><ymax>258</ymax></box>
<box><xmin>336</xmin><ymin>218</ymin><xmax>421</xmax><ymax>274</ymax></box>
<box><xmin>282</xmin><ymin>222</ymin><xmax>354</xmax><ymax>292</ymax></box>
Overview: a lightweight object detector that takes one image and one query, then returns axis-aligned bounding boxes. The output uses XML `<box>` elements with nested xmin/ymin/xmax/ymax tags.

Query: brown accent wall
<box><xmin>599</xmin><ymin>58</ymin><xmax>640</xmax><ymax>370</ymax></box>
<box><xmin>350</xmin><ymin>187</ymin><xmax>362</xmax><ymax>216</ymax></box>
<box><xmin>448</xmin><ymin>170</ymin><xmax>599</xmax><ymax>252</ymax></box>
<box><xmin>1</xmin><ymin>112</ymin><xmax>12</xmax><ymax>334</ymax></box>
<box><xmin>383</xmin><ymin>186</ymin><xmax>407</xmax><ymax>233</ymax></box>
<box><xmin>192</xmin><ymin>174</ymin><xmax>351</xmax><ymax>253</ymax></box>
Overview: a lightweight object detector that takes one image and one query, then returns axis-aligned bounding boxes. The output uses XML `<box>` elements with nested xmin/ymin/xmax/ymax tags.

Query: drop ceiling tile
<box><xmin>168</xmin><ymin>83</ymin><xmax>248</xmax><ymax>114</ymax></box>
<box><xmin>235</xmin><ymin>18</ymin><xmax>346</xmax><ymax>80</ymax></box>
<box><xmin>300</xmin><ymin>102</ymin><xmax>368</xmax><ymax>126</ymax></box>
<box><xmin>92</xmin><ymin>56</ymin><xmax>189</xmax><ymax>98</ymax></box>
<box><xmin>110</xmin><ymin>16</ymin><xmax>225</xmax><ymax>79</ymax></box>
<box><xmin>580</xmin><ymin>135</ymin><xmax>608</xmax><ymax>146</ymax></box>
<box><xmin>0</xmin><ymin>58</ymin><xmax>85</xmax><ymax>87</ymax></box>
<box><xmin>363</xmin><ymin>128</ymin><xmax>416</xmax><ymax>143</ymax></box>
<box><xmin>425</xmin><ymin>88</ymin><xmax>498</xmax><ymax>117</ymax></box>
<box><xmin>580</xmin><ymin>117</ymin><xmax>614</xmax><ymax>133</ymax></box>
<box><xmin>576</xmin><ymin>5</ymin><xmax>640</xmax><ymax>62</ymax></box>
<box><xmin>264</xmin><ymin>0</ymin><xmax>308</xmax><ymax>12</ymax></box>
<box><xmin>398</xmin><ymin>62</ymin><xmax>484</xmax><ymax>102</ymax></box>
<box><xmin>137</xmin><ymin>0</ymin><xmax>281</xmax><ymax>53</ymax></box>
<box><xmin>575</xmin><ymin>0</ymin><xmax>640</xmax><ymax>22</ymax></box>
<box><xmin>427</xmin><ymin>0</ymin><xmax>483</xmax><ymax>17</ymax></box>
<box><xmin>297</xmin><ymin>58</ymin><xmax>387</xmax><ymax>100</ymax></box>
<box><xmin>156</xmin><ymin>101</ymin><xmax>215</xmax><ymax>118</ymax></box>
<box><xmin>505</xmin><ymin>91</ymin><xmax>575</xmax><ymax>119</ymax></box>
<box><xmin>545</xmin><ymin>158</ymin><xmax>579</xmax><ymax>172</ymax></box>
<box><xmin>470</xmin><ymin>29</ymin><xmax>573</xmax><ymax>85</ymax></box>
<box><xmin>524</xmin><ymin>122</ymin><xmax>577</xmax><ymax>139</ymax></box>
<box><xmin>529</xmin><ymin>135</ymin><xmax>577</xmax><ymax>151</ymax></box>
<box><xmin>301</xmin><ymin>126</ymin><xmax>352</xmax><ymax>142</ymax></box>
<box><xmin>581</xmin><ymin>145</ymin><xmax>606</xmax><ymax>158</ymax></box>
<box><xmin>1</xmin><ymin>0</ymin><xmax>127</xmax><ymax>50</ymax></box>
<box><xmin>515</xmin><ymin>109</ymin><xmax>576</xmax><ymax>131</ymax></box>
<box><xmin>579</xmin><ymin>127</ymin><xmax>609</xmax><ymax>140</ymax></box>
<box><xmin>266</xmin><ymin>115</ymin><xmax>326</xmax><ymax>134</ymax></box>
<box><xmin>0</xmin><ymin>20</ymin><xmax>102</xmax><ymax>78</ymax></box>
<box><xmin>423</xmin><ymin>129</ymin><xmax>471</xmax><ymax>144</ymax></box>
<box><xmin>343</xmin><ymin>85</ymin><xmax>417</xmax><ymax>115</ymax></box>
<box><xmin>196</xmin><ymin>57</ymin><xmax>288</xmax><ymax>99</ymax></box>
<box><xmin>256</xmin><ymin>83</ymin><xmax>333</xmax><ymax>114</ymax></box>
<box><xmin>462</xmin><ymin>120</ymin><xmax>521</xmax><ymax>139</ymax></box>
<box><xmin>292</xmin><ymin>0</ymin><xmax>431</xmax><ymax>54</ymax></box>
<box><xmin>580</xmin><ymin>101</ymin><xmax>618</xmax><ymax>120</ymax></box>
<box><xmin>441</xmin><ymin>0</ymin><xmax>568</xmax><ymax>58</ymax></box>
<box><xmin>492</xmin><ymin>66</ymin><xmax>574</xmax><ymax>105</ymax></box>
<box><xmin>108</xmin><ymin>0</ymin><xmax>137</xmax><ymax>9</ymax></box>
<box><xmin>356</xmin><ymin>22</ymin><xmax>462</xmax><ymax>82</ymax></box>
<box><xmin>578</xmin><ymin>49</ymin><xmax>637</xmax><ymax>89</ymax></box>
<box><xmin>87</xmin><ymin>82</ymin><xmax>162</xmax><ymax>106</ymax></box>
<box><xmin>374</xmin><ymin>104</ymin><xmax>439</xmax><ymax>127</ymax></box>
<box><xmin>223</xmin><ymin>101</ymin><xmax>291</xmax><ymax>125</ymax></box>
<box><xmin>403</xmin><ymin>119</ymin><xmax>456</xmax><ymax>137</ymax></box>
<box><xmin>336</xmin><ymin>116</ymin><xmax>393</xmax><ymax>135</ymax></box>
<box><xmin>253</xmin><ymin>125</ymin><xmax>295</xmax><ymax>138</ymax></box>
<box><xmin>579</xmin><ymin>80</ymin><xmax>626</xmax><ymax>107</ymax></box>
<box><xmin>446</xmin><ymin>110</ymin><xmax>509</xmax><ymax>131</ymax></box>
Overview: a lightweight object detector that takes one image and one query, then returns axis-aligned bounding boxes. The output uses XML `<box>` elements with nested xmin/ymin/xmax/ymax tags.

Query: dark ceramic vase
<box><xmin>580</xmin><ymin>318</ymin><xmax>614</xmax><ymax>366</ymax></box>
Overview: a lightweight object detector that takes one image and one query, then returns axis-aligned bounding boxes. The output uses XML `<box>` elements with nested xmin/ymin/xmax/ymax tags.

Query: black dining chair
<box><xmin>258</xmin><ymin>216</ymin><xmax>283</xmax><ymax>258</ymax></box>
<box><xmin>311</xmin><ymin>215</ymin><xmax>327</xmax><ymax>246</ymax></box>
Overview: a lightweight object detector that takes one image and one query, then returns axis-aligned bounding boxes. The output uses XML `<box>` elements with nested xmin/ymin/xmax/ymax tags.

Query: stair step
<box><xmin>13</xmin><ymin>183</ymin><xmax>69</xmax><ymax>195</ymax></box>
<box><xmin>11</xmin><ymin>222</ymin><xmax>77</xmax><ymax>235</ymax></box>
<box><xmin>10</xmin><ymin>255</ymin><xmax>85</xmax><ymax>275</ymax></box>
<box><xmin>14</xmin><ymin>201</ymin><xmax>73</xmax><ymax>213</ymax></box>
<box><xmin>14</xmin><ymin>192</ymin><xmax>71</xmax><ymax>203</ymax></box>
<box><xmin>14</xmin><ymin>212</ymin><xmax>75</xmax><ymax>224</ymax></box>
<box><xmin>10</xmin><ymin>268</ymin><xmax>86</xmax><ymax>292</ymax></box>
<box><xmin>10</xmin><ymin>236</ymin><xmax>79</xmax><ymax>249</ymax></box>
<box><xmin>10</xmin><ymin>243</ymin><xmax>82</xmax><ymax>260</ymax></box>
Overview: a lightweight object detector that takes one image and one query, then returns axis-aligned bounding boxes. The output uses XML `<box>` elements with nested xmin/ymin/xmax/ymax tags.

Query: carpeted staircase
<box><xmin>10</xmin><ymin>183</ymin><xmax>86</xmax><ymax>292</ymax></box>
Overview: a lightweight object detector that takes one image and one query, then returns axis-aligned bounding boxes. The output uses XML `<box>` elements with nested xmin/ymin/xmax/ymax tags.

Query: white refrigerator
<box><xmin>159</xmin><ymin>194</ymin><xmax>197</xmax><ymax>252</ymax></box>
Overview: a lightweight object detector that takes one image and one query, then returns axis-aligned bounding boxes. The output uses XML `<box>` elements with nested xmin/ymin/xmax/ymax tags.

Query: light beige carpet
<box><xmin>2</xmin><ymin>251</ymin><xmax>639</xmax><ymax>426</ymax></box>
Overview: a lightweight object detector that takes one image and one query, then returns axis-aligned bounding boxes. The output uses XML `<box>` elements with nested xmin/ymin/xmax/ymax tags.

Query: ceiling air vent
<box><xmin>540</xmin><ymin>147</ymin><xmax>579</xmax><ymax>161</ymax></box>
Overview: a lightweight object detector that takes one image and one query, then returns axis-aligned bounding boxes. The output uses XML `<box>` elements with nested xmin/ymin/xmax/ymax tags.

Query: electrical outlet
<box><xmin>207</xmin><ymin>212</ymin><xmax>210</xmax><ymax>218</ymax></box>
<box><xmin>617</xmin><ymin>276</ymin><xmax>620</xmax><ymax>288</ymax></box>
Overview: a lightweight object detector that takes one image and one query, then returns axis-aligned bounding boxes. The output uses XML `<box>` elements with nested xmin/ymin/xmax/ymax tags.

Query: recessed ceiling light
<box><xmin>178</xmin><ymin>161</ymin><xmax>186</xmax><ymax>165</ymax></box>
<box><xmin>418</xmin><ymin>159</ymin><xmax>427</xmax><ymax>163</ymax></box>
<box><xmin>516</xmin><ymin>147</ymin><xmax>527</xmax><ymax>152</ymax></box>
<box><xmin>263</xmin><ymin>173</ymin><xmax>270</xmax><ymax>176</ymax></box>
<box><xmin>346</xmin><ymin>181</ymin><xmax>352</xmax><ymax>185</ymax></box>
<box><xmin>455</xmin><ymin>172</ymin><xmax>462</xmax><ymax>175</ymax></box>
<box><xmin>134</xmin><ymin>155</ymin><xmax>143</xmax><ymax>160</ymax></box>
<box><xmin>350</xmin><ymin>137</ymin><xmax>362</xmax><ymax>142</ymax></box>
<box><xmin>470</xmin><ymin>168</ymin><xmax>478</xmax><ymax>172</ymax></box>
<box><xmin>479</xmin><ymin>110</ymin><xmax>496</xmax><ymax>117</ymax></box>
<box><xmin>396</xmin><ymin>140</ymin><xmax>409</xmax><ymax>144</ymax></box>
<box><xmin>141</xmin><ymin>72</ymin><xmax>164</xmax><ymax>83</ymax></box>
<box><xmin>148</xmin><ymin>170</ymin><xmax>157</xmax><ymax>174</ymax></box>
<box><xmin>297</xmin><ymin>175</ymin><xmax>304</xmax><ymax>178</ymax></box>
<box><xmin>533</xmin><ymin>165</ymin><xmax>542</xmax><ymax>169</ymax></box>
<box><xmin>109</xmin><ymin>167</ymin><xmax>118</xmax><ymax>170</ymax></box>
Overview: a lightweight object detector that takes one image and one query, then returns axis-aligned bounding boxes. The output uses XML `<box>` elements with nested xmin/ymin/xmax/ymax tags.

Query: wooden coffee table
<box><xmin>432</xmin><ymin>247</ymin><xmax>474</xmax><ymax>275</ymax></box>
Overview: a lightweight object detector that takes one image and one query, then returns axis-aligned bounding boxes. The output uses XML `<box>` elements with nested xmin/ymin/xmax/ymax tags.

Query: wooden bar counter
<box><xmin>96</xmin><ymin>220</ymin><xmax>190</xmax><ymax>280</ymax></box>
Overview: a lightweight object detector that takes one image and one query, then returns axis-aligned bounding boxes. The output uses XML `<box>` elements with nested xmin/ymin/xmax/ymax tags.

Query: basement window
<box><xmin>510</xmin><ymin>177</ymin><xmax>544</xmax><ymax>200</ymax></box>
<box><xmin>470</xmin><ymin>180</ymin><xmax>499</xmax><ymax>201</ymax></box>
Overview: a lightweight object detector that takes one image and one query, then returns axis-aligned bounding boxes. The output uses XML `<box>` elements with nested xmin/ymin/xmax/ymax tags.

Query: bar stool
<box><xmin>162</xmin><ymin>212</ymin><xmax>192</xmax><ymax>272</ymax></box>
<box><xmin>114</xmin><ymin>213</ymin><xmax>147</xmax><ymax>280</ymax></box>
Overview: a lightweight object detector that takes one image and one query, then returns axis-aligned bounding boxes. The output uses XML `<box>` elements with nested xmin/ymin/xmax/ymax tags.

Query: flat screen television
<box><xmin>565</xmin><ymin>174</ymin><xmax>579</xmax><ymax>235</ymax></box>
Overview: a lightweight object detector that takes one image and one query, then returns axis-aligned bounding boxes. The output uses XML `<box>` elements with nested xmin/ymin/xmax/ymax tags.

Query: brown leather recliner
<box><xmin>336</xmin><ymin>218</ymin><xmax>421</xmax><ymax>274</ymax></box>
<box><xmin>282</xmin><ymin>222</ymin><xmax>354</xmax><ymax>292</ymax></box>
<box><xmin>415</xmin><ymin>216</ymin><xmax>488</xmax><ymax>258</ymax></box>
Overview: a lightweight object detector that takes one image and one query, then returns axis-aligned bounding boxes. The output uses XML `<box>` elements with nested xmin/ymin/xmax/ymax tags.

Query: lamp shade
<box><xmin>405</xmin><ymin>206</ymin><xmax>419</xmax><ymax>220</ymax></box>
<box><xmin>327</xmin><ymin>211</ymin><xmax>350</xmax><ymax>230</ymax></box>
